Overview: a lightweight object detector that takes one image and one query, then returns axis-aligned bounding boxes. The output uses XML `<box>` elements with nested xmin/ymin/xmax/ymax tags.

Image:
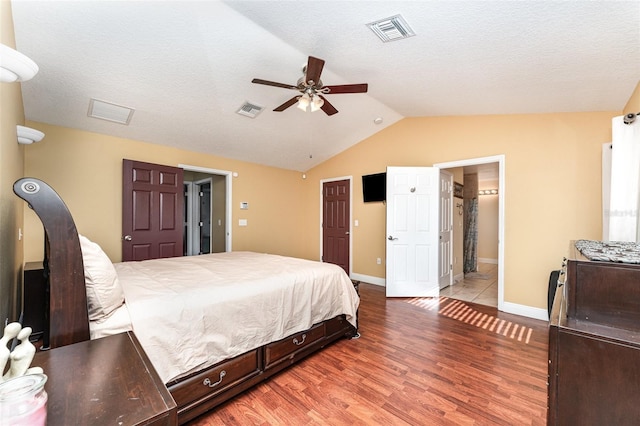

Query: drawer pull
<box><xmin>203</xmin><ymin>370</ymin><xmax>226</xmax><ymax>388</ymax></box>
<box><xmin>293</xmin><ymin>334</ymin><xmax>307</xmax><ymax>346</ymax></box>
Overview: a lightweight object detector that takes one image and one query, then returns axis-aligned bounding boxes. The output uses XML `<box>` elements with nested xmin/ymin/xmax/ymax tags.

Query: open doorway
<box><xmin>184</xmin><ymin>176</ymin><xmax>215</xmax><ymax>255</ymax></box>
<box><xmin>180</xmin><ymin>164</ymin><xmax>233</xmax><ymax>254</ymax></box>
<box><xmin>435</xmin><ymin>155</ymin><xmax>504</xmax><ymax>310</ymax></box>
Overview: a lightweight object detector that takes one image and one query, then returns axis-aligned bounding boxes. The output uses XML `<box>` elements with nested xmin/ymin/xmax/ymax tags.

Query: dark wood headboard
<box><xmin>13</xmin><ymin>178</ymin><xmax>89</xmax><ymax>349</ymax></box>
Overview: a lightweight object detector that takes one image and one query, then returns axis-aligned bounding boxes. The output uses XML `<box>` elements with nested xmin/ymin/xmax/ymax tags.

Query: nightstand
<box><xmin>32</xmin><ymin>332</ymin><xmax>177</xmax><ymax>425</ymax></box>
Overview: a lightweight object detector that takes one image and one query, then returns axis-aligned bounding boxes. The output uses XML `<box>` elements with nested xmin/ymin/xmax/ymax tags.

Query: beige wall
<box><xmin>18</xmin><ymin>108</ymin><xmax>637</xmax><ymax>313</ymax></box>
<box><xmin>478</xmin><ymin>179</ymin><xmax>499</xmax><ymax>261</ymax></box>
<box><xmin>0</xmin><ymin>0</ymin><xmax>26</xmax><ymax>324</ymax></box>
<box><xmin>306</xmin><ymin>111</ymin><xmax>617</xmax><ymax>309</ymax></box>
<box><xmin>23</xmin><ymin>123</ymin><xmax>313</xmax><ymax>263</ymax></box>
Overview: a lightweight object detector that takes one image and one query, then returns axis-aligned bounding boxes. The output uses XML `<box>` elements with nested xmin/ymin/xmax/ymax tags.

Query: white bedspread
<box><xmin>113</xmin><ymin>252</ymin><xmax>359</xmax><ymax>383</ymax></box>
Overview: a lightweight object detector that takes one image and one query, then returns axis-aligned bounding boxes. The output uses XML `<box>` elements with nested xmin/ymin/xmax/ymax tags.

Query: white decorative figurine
<box><xmin>0</xmin><ymin>322</ymin><xmax>41</xmax><ymax>383</ymax></box>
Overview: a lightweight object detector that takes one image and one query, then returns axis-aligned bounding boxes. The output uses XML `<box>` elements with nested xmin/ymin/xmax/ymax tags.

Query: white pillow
<box><xmin>78</xmin><ymin>235</ymin><xmax>124</xmax><ymax>320</ymax></box>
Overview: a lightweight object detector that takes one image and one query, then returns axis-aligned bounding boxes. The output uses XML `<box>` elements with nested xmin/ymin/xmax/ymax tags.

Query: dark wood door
<box><xmin>122</xmin><ymin>159</ymin><xmax>184</xmax><ymax>261</ymax></box>
<box><xmin>322</xmin><ymin>179</ymin><xmax>350</xmax><ymax>274</ymax></box>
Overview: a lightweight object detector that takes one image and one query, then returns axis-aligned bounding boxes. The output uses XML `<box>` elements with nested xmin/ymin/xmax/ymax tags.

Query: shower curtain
<box><xmin>463</xmin><ymin>197</ymin><xmax>478</xmax><ymax>273</ymax></box>
<box><xmin>608</xmin><ymin>115</ymin><xmax>640</xmax><ymax>242</ymax></box>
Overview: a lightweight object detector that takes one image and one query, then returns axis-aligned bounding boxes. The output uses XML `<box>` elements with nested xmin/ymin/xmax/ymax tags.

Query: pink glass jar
<box><xmin>0</xmin><ymin>373</ymin><xmax>47</xmax><ymax>425</ymax></box>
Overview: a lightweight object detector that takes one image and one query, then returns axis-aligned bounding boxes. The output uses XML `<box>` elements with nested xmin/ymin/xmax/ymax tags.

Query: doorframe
<box><xmin>194</xmin><ymin>177</ymin><xmax>213</xmax><ymax>254</ymax></box>
<box><xmin>184</xmin><ymin>181</ymin><xmax>196</xmax><ymax>255</ymax></box>
<box><xmin>434</xmin><ymin>155</ymin><xmax>505</xmax><ymax>311</ymax></box>
<box><xmin>439</xmin><ymin>169</ymin><xmax>454</xmax><ymax>290</ymax></box>
<box><xmin>319</xmin><ymin>176</ymin><xmax>353</xmax><ymax>276</ymax></box>
<box><xmin>178</xmin><ymin>164</ymin><xmax>233</xmax><ymax>252</ymax></box>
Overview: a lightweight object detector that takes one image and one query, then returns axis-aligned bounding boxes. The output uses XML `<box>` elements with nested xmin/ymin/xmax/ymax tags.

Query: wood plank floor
<box><xmin>187</xmin><ymin>283</ymin><xmax>549</xmax><ymax>425</ymax></box>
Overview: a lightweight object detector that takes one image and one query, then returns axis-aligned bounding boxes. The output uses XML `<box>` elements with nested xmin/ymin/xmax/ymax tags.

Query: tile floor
<box><xmin>440</xmin><ymin>262</ymin><xmax>498</xmax><ymax>307</ymax></box>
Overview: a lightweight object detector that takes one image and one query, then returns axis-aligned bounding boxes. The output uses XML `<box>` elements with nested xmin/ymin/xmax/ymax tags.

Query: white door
<box><xmin>439</xmin><ymin>171</ymin><xmax>453</xmax><ymax>289</ymax></box>
<box><xmin>386</xmin><ymin>167</ymin><xmax>440</xmax><ymax>297</ymax></box>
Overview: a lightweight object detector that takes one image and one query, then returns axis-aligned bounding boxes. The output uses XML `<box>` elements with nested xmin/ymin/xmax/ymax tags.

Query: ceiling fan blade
<box><xmin>273</xmin><ymin>96</ymin><xmax>299</xmax><ymax>112</ymax></box>
<box><xmin>319</xmin><ymin>95</ymin><xmax>338</xmax><ymax>116</ymax></box>
<box><xmin>305</xmin><ymin>56</ymin><xmax>325</xmax><ymax>85</ymax></box>
<box><xmin>323</xmin><ymin>83</ymin><xmax>368</xmax><ymax>94</ymax></box>
<box><xmin>252</xmin><ymin>78</ymin><xmax>297</xmax><ymax>90</ymax></box>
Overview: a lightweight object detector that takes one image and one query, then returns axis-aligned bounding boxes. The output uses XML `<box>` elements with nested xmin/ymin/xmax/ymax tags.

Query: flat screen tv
<box><xmin>362</xmin><ymin>172</ymin><xmax>386</xmax><ymax>202</ymax></box>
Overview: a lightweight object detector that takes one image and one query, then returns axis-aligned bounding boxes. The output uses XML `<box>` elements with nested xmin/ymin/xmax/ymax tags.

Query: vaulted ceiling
<box><xmin>10</xmin><ymin>1</ymin><xmax>640</xmax><ymax>171</ymax></box>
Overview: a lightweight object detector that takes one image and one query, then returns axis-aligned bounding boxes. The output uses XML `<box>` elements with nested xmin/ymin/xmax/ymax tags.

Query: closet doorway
<box><xmin>181</xmin><ymin>165</ymin><xmax>232</xmax><ymax>255</ymax></box>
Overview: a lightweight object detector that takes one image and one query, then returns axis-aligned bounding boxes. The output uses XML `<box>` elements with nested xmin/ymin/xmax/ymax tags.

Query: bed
<box><xmin>14</xmin><ymin>177</ymin><xmax>360</xmax><ymax>424</ymax></box>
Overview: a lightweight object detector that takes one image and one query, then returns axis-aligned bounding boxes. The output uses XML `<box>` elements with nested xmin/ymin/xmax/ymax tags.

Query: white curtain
<box><xmin>602</xmin><ymin>142</ymin><xmax>612</xmax><ymax>240</ymax></box>
<box><xmin>608</xmin><ymin>115</ymin><xmax>640</xmax><ymax>242</ymax></box>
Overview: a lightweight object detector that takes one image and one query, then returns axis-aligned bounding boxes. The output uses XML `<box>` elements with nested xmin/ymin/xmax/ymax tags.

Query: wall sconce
<box><xmin>0</xmin><ymin>43</ymin><xmax>39</xmax><ymax>83</ymax></box>
<box><xmin>17</xmin><ymin>125</ymin><xmax>45</xmax><ymax>145</ymax></box>
<box><xmin>478</xmin><ymin>189</ymin><xmax>498</xmax><ymax>196</ymax></box>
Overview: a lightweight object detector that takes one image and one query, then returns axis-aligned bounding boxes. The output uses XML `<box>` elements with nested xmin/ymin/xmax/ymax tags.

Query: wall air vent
<box><xmin>367</xmin><ymin>14</ymin><xmax>415</xmax><ymax>42</ymax></box>
<box><xmin>88</xmin><ymin>98</ymin><xmax>135</xmax><ymax>125</ymax></box>
<box><xmin>237</xmin><ymin>101</ymin><xmax>264</xmax><ymax>118</ymax></box>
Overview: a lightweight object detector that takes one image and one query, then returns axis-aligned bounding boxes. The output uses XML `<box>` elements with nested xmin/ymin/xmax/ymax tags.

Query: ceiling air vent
<box><xmin>88</xmin><ymin>98</ymin><xmax>134</xmax><ymax>125</ymax></box>
<box><xmin>237</xmin><ymin>101</ymin><xmax>264</xmax><ymax>118</ymax></box>
<box><xmin>367</xmin><ymin>14</ymin><xmax>415</xmax><ymax>42</ymax></box>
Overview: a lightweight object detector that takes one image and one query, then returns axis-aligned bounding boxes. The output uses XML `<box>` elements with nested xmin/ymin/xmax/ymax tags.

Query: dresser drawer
<box><xmin>169</xmin><ymin>349</ymin><xmax>260</xmax><ymax>407</ymax></box>
<box><xmin>264</xmin><ymin>324</ymin><xmax>325</xmax><ymax>368</ymax></box>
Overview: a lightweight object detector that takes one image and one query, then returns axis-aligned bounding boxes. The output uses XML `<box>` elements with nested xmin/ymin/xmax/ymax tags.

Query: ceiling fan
<box><xmin>251</xmin><ymin>56</ymin><xmax>368</xmax><ymax>116</ymax></box>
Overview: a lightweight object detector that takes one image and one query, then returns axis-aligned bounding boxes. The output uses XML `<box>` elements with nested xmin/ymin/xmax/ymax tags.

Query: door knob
<box><xmin>124</xmin><ymin>235</ymin><xmax>132</xmax><ymax>241</ymax></box>
<box><xmin>388</xmin><ymin>235</ymin><xmax>398</xmax><ymax>241</ymax></box>
<box><xmin>345</xmin><ymin>231</ymin><xmax>350</xmax><ymax>235</ymax></box>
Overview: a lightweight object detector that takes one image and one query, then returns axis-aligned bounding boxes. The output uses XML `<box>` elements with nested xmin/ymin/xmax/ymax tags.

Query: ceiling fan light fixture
<box><xmin>297</xmin><ymin>93</ymin><xmax>311</xmax><ymax>111</ymax></box>
<box><xmin>310</xmin><ymin>95</ymin><xmax>324</xmax><ymax>112</ymax></box>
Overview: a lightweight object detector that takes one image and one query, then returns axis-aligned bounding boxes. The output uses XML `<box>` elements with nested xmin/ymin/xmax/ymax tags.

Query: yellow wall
<box><xmin>305</xmin><ymin>112</ymin><xmax>617</xmax><ymax>309</ymax></box>
<box><xmin>0</xmin><ymin>0</ymin><xmax>26</xmax><ymax>323</ymax></box>
<box><xmin>23</xmin><ymin>123</ymin><xmax>313</xmax><ymax>263</ymax></box>
<box><xmin>478</xmin><ymin>179</ymin><xmax>499</xmax><ymax>261</ymax></box>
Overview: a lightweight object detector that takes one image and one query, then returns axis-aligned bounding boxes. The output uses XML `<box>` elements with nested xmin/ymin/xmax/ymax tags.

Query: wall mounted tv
<box><xmin>362</xmin><ymin>172</ymin><xmax>386</xmax><ymax>202</ymax></box>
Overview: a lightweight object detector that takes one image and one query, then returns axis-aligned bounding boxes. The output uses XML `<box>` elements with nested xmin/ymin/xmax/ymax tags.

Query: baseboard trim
<box><xmin>478</xmin><ymin>258</ymin><xmax>499</xmax><ymax>264</ymax></box>
<box><xmin>350</xmin><ymin>272</ymin><xmax>549</xmax><ymax>322</ymax></box>
<box><xmin>501</xmin><ymin>301</ymin><xmax>548</xmax><ymax>321</ymax></box>
<box><xmin>350</xmin><ymin>273</ymin><xmax>385</xmax><ymax>287</ymax></box>
<box><xmin>453</xmin><ymin>273</ymin><xmax>464</xmax><ymax>283</ymax></box>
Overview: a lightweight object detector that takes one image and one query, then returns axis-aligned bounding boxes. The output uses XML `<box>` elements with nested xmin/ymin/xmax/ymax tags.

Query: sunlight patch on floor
<box><xmin>405</xmin><ymin>296</ymin><xmax>533</xmax><ymax>344</ymax></box>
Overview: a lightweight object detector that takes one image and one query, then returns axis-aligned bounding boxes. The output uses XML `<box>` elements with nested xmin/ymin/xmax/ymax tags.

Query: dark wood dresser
<box><xmin>548</xmin><ymin>242</ymin><xmax>640</xmax><ymax>425</ymax></box>
<box><xmin>32</xmin><ymin>331</ymin><xmax>177</xmax><ymax>425</ymax></box>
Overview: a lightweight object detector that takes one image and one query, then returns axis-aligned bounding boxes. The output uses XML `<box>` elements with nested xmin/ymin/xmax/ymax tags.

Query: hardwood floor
<box><xmin>187</xmin><ymin>283</ymin><xmax>549</xmax><ymax>425</ymax></box>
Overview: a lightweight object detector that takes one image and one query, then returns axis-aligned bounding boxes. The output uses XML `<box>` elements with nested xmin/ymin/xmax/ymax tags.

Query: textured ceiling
<box><xmin>10</xmin><ymin>1</ymin><xmax>640</xmax><ymax>172</ymax></box>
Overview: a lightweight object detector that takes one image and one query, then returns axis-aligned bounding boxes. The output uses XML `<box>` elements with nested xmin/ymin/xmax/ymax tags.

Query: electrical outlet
<box><xmin>376</xmin><ymin>257</ymin><xmax>381</xmax><ymax>265</ymax></box>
